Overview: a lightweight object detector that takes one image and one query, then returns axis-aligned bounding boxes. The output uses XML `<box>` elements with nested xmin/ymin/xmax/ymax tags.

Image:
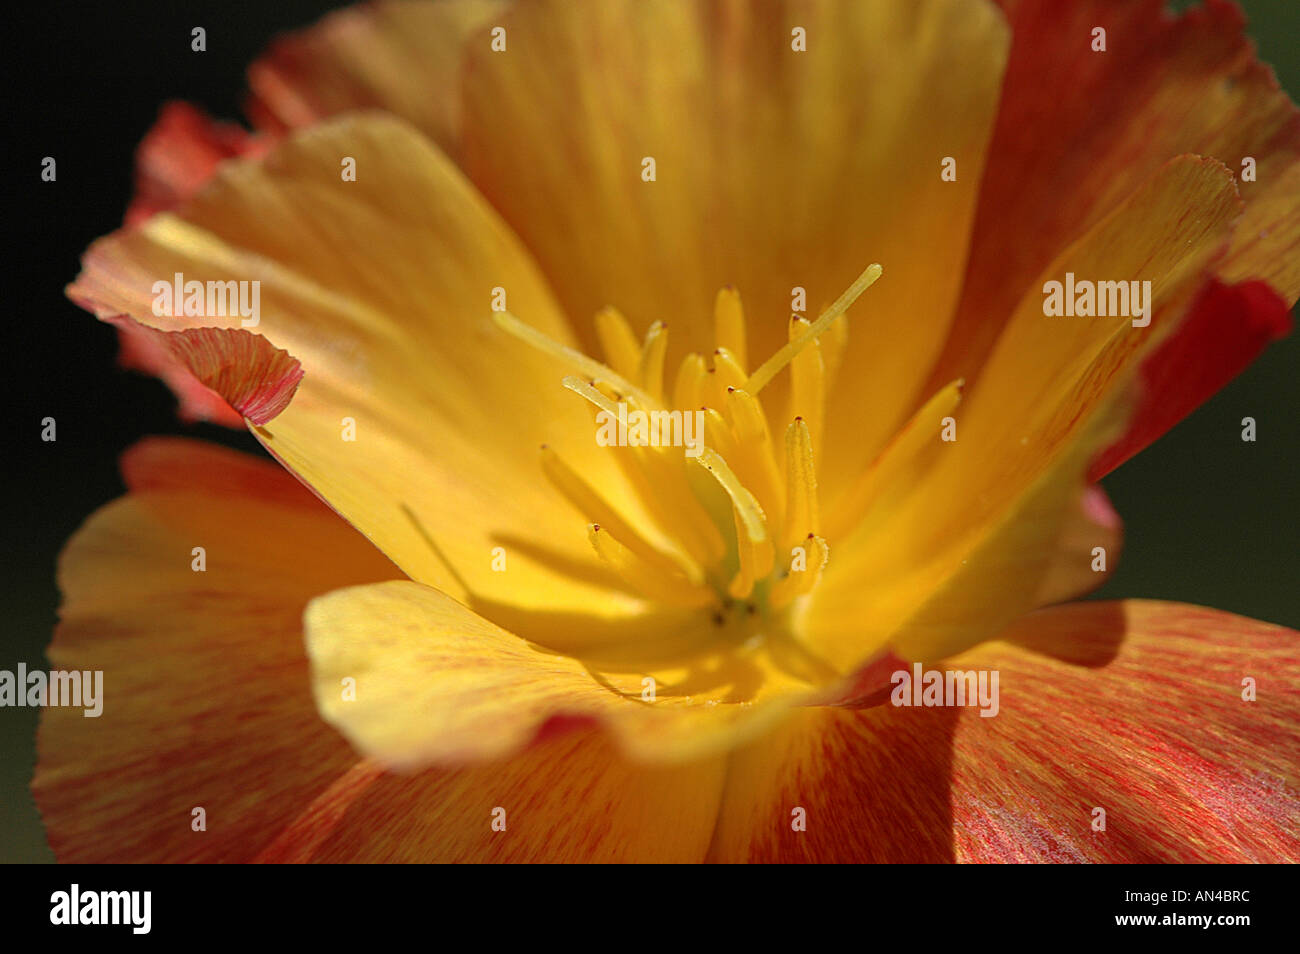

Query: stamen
<box><xmin>724</xmin><ymin>387</ymin><xmax>784</xmax><ymax>531</ymax></box>
<box><xmin>638</xmin><ymin>320</ymin><xmax>668</xmax><ymax>399</ymax></box>
<box><xmin>746</xmin><ymin>262</ymin><xmax>882</xmax><ymax>394</ymax></box>
<box><xmin>769</xmin><ymin>534</ymin><xmax>830</xmax><ymax>609</ymax></box>
<box><xmin>615</xmin><ymin>407</ymin><xmax>729</xmax><ymax>568</ymax></box>
<box><xmin>561</xmin><ymin>375</ymin><xmax>620</xmax><ymax>417</ymax></box>
<box><xmin>788</xmin><ymin>317</ymin><xmax>826</xmax><ymax>463</ymax></box>
<box><xmin>727</xmin><ymin>503</ymin><xmax>761</xmax><ymax>600</ymax></box>
<box><xmin>693</xmin><ymin>446</ymin><xmax>771</xmax><ymax>590</ymax></box>
<box><xmin>493</xmin><ymin>310</ymin><xmax>655</xmax><ymax>408</ymax></box>
<box><xmin>714</xmin><ymin>286</ymin><xmax>747</xmax><ymax>371</ymax></box>
<box><xmin>701</xmin><ymin>407</ymin><xmax>740</xmax><ymax>462</ymax></box>
<box><xmin>558</xmin><ymin>379</ymin><xmax>725</xmax><ymax>569</ymax></box>
<box><xmin>594</xmin><ymin>306</ymin><xmax>642</xmax><ymax>379</ymax></box>
<box><xmin>711</xmin><ymin>347</ymin><xmax>748</xmax><ymax>398</ymax></box>
<box><xmin>673</xmin><ymin>353</ymin><xmax>709</xmax><ymax>411</ymax></box>
<box><xmin>694</xmin><ymin>448</ymin><xmax>768</xmax><ymax>542</ymax></box>
<box><xmin>587</xmin><ymin>524</ymin><xmax>714</xmax><ymax>608</ymax></box>
<box><xmin>512</xmin><ymin>270</ymin><xmax>885</xmax><ymax>634</ymax></box>
<box><xmin>541</xmin><ymin>444</ymin><xmax>701</xmax><ymax>584</ymax></box>
<box><xmin>783</xmin><ymin>417</ymin><xmax>819</xmax><ymax>551</ymax></box>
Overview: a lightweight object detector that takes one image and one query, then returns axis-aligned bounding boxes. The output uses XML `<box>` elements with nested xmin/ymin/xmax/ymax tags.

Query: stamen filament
<box><xmin>769</xmin><ymin>534</ymin><xmax>829</xmax><ymax>609</ymax></box>
<box><xmin>562</xmin><ymin>375</ymin><xmax>620</xmax><ymax>417</ymax></box>
<box><xmin>788</xmin><ymin>317</ymin><xmax>826</xmax><ymax>465</ymax></box>
<box><xmin>746</xmin><ymin>262</ymin><xmax>881</xmax><ymax>394</ymax></box>
<box><xmin>714</xmin><ymin>287</ymin><xmax>748</xmax><ymax>371</ymax></box>
<box><xmin>727</xmin><ymin>502</ymin><xmax>765</xmax><ymax>599</ymax></box>
<box><xmin>724</xmin><ymin>387</ymin><xmax>785</xmax><ymax>532</ymax></box>
<box><xmin>783</xmin><ymin>417</ymin><xmax>820</xmax><ymax>551</ymax></box>
<box><xmin>638</xmin><ymin>320</ymin><xmax>668</xmax><ymax>399</ymax></box>
<box><xmin>701</xmin><ymin>407</ymin><xmax>740</xmax><ymax>462</ymax></box>
<box><xmin>541</xmin><ymin>445</ymin><xmax>701</xmax><ymax>584</ymax></box>
<box><xmin>820</xmin><ymin>313</ymin><xmax>849</xmax><ymax>391</ymax></box>
<box><xmin>587</xmin><ymin>524</ymin><xmax>713</xmax><ymax>608</ymax></box>
<box><xmin>493</xmin><ymin>310</ymin><xmax>656</xmax><ymax>408</ymax></box>
<box><xmin>673</xmin><ymin>353</ymin><xmax>709</xmax><ymax>411</ymax></box>
<box><xmin>594</xmin><ymin>306</ymin><xmax>642</xmax><ymax>379</ymax></box>
<box><xmin>696</xmin><ymin>447</ymin><xmax>774</xmax><ymax>579</ymax></box>
<box><xmin>693</xmin><ymin>447</ymin><xmax>769</xmax><ymax>551</ymax></box>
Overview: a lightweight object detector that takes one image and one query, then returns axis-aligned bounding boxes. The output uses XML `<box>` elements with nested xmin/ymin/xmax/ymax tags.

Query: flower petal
<box><xmin>808</xmin><ymin>157</ymin><xmax>1239</xmax><ymax>666</ymax></box>
<box><xmin>68</xmin><ymin>113</ymin><xmax>655</xmax><ymax>632</ymax></box>
<box><xmin>99</xmin><ymin>319</ymin><xmax>305</xmax><ymax>425</ymax></box>
<box><xmin>247</xmin><ymin>0</ymin><xmax>506</xmax><ymax>156</ymax></box>
<box><xmin>261</xmin><ymin>728</ymin><xmax>726</xmax><ymax>863</ymax></box>
<box><xmin>709</xmin><ymin>600</ymin><xmax>1300</xmax><ymax>862</ymax></box>
<box><xmin>305</xmin><ymin>578</ymin><xmax>805</xmax><ymax>769</ymax></box>
<box><xmin>1089</xmin><ymin>277</ymin><xmax>1292</xmax><ymax>478</ymax></box>
<box><xmin>126</xmin><ymin>101</ymin><xmax>269</xmax><ymax>226</ymax></box>
<box><xmin>927</xmin><ymin>0</ymin><xmax>1300</xmax><ymax>453</ymax></box>
<box><xmin>460</xmin><ymin>0</ymin><xmax>1011</xmax><ymax>490</ymax></box>
<box><xmin>33</xmin><ymin>439</ymin><xmax>398</xmax><ymax>862</ymax></box>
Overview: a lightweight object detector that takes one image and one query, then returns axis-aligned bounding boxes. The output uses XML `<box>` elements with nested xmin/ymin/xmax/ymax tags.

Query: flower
<box><xmin>39</xmin><ymin>0</ymin><xmax>1300</xmax><ymax>862</ymax></box>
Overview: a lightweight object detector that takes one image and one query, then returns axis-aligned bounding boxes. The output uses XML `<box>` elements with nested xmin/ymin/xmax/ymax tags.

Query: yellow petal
<box><xmin>805</xmin><ymin>157</ymin><xmax>1240</xmax><ymax>666</ymax></box>
<box><xmin>68</xmin><ymin>114</ymin><xmax>658</xmax><ymax>644</ymax></box>
<box><xmin>460</xmin><ymin>0</ymin><xmax>1011</xmax><ymax>496</ymax></box>
<box><xmin>306</xmin><ymin>580</ymin><xmax>805</xmax><ymax>769</ymax></box>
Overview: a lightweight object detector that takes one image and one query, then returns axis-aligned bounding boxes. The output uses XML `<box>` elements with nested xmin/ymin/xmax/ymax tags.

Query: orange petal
<box><xmin>112</xmin><ymin>318</ymin><xmax>246</xmax><ymax>426</ymax></box>
<box><xmin>125</xmin><ymin>101</ymin><xmax>269</xmax><ymax>226</ymax></box>
<box><xmin>33</xmin><ymin>439</ymin><xmax>397</xmax><ymax>862</ymax></box>
<box><xmin>260</xmin><ymin>728</ymin><xmax>725</xmax><ymax>863</ymax></box>
<box><xmin>1090</xmin><ymin>277</ymin><xmax>1292</xmax><ymax>478</ymax></box>
<box><xmin>246</xmin><ymin>0</ymin><xmax>506</xmax><ymax>156</ymax></box>
<box><xmin>97</xmin><ymin>318</ymin><xmax>304</xmax><ymax>425</ymax></box>
<box><xmin>927</xmin><ymin>0</ymin><xmax>1300</xmax><ymax>421</ymax></box>
<box><xmin>709</xmin><ymin>600</ymin><xmax>1300</xmax><ymax>862</ymax></box>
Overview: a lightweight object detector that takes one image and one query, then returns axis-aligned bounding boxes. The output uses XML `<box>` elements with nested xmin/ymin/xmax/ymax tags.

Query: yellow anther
<box><xmin>714</xmin><ymin>286</ymin><xmax>747</xmax><ymax>371</ymax></box>
<box><xmin>638</xmin><ymin>320</ymin><xmax>669</xmax><ymax>399</ymax></box>
<box><xmin>783</xmin><ymin>417</ymin><xmax>819</xmax><ymax>551</ymax></box>
<box><xmin>673</xmin><ymin>352</ymin><xmax>709</xmax><ymax>412</ymax></box>
<box><xmin>788</xmin><ymin>317</ymin><xmax>826</xmax><ymax>463</ymax></box>
<box><xmin>594</xmin><ymin>305</ymin><xmax>642</xmax><ymax>379</ymax></box>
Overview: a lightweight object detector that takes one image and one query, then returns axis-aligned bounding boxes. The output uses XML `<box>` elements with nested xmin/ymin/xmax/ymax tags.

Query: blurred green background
<box><xmin>1</xmin><ymin>0</ymin><xmax>1297</xmax><ymax>862</ymax></box>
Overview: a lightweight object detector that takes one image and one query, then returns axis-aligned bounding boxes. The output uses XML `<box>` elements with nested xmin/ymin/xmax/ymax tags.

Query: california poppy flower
<box><xmin>38</xmin><ymin>0</ymin><xmax>1299</xmax><ymax>862</ymax></box>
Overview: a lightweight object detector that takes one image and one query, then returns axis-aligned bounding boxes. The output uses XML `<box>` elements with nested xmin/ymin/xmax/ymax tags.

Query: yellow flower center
<box><xmin>493</xmin><ymin>263</ymin><xmax>882</xmax><ymax>645</ymax></box>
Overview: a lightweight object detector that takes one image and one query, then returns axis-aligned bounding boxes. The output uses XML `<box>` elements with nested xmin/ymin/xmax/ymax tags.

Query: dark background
<box><xmin>2</xmin><ymin>0</ymin><xmax>1297</xmax><ymax>862</ymax></box>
